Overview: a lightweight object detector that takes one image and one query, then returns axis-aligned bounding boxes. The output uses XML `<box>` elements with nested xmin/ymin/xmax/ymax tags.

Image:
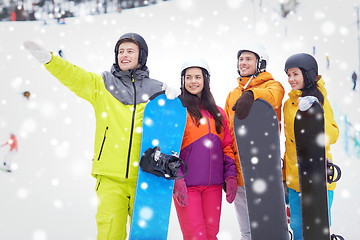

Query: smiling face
<box><xmin>184</xmin><ymin>67</ymin><xmax>204</xmax><ymax>98</ymax></box>
<box><xmin>287</xmin><ymin>67</ymin><xmax>305</xmax><ymax>90</ymax></box>
<box><xmin>238</xmin><ymin>51</ymin><xmax>257</xmax><ymax>77</ymax></box>
<box><xmin>117</xmin><ymin>41</ymin><xmax>140</xmax><ymax>71</ymax></box>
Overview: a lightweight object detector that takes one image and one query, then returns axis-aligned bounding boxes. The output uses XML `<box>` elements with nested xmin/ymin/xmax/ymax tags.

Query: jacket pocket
<box><xmin>97</xmin><ymin>127</ymin><xmax>109</xmax><ymax>161</ymax></box>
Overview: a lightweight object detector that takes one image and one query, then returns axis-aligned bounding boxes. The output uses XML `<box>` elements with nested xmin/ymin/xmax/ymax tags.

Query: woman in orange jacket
<box><xmin>173</xmin><ymin>58</ymin><xmax>237</xmax><ymax>240</ymax></box>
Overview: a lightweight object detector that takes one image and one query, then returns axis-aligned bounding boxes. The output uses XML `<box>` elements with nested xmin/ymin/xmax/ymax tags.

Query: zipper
<box><xmin>205</xmin><ymin>112</ymin><xmax>212</xmax><ymax>186</ymax></box>
<box><xmin>125</xmin><ymin>75</ymin><xmax>136</xmax><ymax>178</ymax></box>
<box><xmin>97</xmin><ymin>126</ymin><xmax>108</xmax><ymax>161</ymax></box>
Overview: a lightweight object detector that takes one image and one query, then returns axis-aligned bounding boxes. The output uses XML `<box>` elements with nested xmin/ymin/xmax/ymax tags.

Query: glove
<box><xmin>225</xmin><ymin>176</ymin><xmax>237</xmax><ymax>203</ymax></box>
<box><xmin>23</xmin><ymin>41</ymin><xmax>52</xmax><ymax>64</ymax></box>
<box><xmin>298</xmin><ymin>96</ymin><xmax>319</xmax><ymax>111</ymax></box>
<box><xmin>173</xmin><ymin>178</ymin><xmax>188</xmax><ymax>207</ymax></box>
<box><xmin>232</xmin><ymin>90</ymin><xmax>254</xmax><ymax>120</ymax></box>
<box><xmin>162</xmin><ymin>82</ymin><xmax>181</xmax><ymax>100</ymax></box>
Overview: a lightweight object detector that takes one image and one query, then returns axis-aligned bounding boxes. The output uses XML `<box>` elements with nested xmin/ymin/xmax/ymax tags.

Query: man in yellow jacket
<box><xmin>24</xmin><ymin>33</ymin><xmax>180</xmax><ymax>240</ymax></box>
<box><xmin>224</xmin><ymin>43</ymin><xmax>285</xmax><ymax>240</ymax></box>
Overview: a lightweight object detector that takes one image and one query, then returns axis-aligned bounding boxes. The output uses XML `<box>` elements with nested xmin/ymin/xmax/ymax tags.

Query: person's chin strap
<box><xmin>241</xmin><ymin>75</ymin><xmax>255</xmax><ymax>91</ymax></box>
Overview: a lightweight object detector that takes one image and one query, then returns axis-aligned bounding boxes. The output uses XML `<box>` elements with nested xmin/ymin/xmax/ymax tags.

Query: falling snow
<box><xmin>1</xmin><ymin>0</ymin><xmax>360</xmax><ymax>239</ymax></box>
<box><xmin>252</xmin><ymin>178</ymin><xmax>267</xmax><ymax>194</ymax></box>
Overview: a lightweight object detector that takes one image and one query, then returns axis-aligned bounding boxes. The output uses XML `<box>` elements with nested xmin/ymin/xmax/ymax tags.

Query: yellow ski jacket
<box><xmin>283</xmin><ymin>77</ymin><xmax>339</xmax><ymax>192</ymax></box>
<box><xmin>45</xmin><ymin>55</ymin><xmax>163</xmax><ymax>181</ymax></box>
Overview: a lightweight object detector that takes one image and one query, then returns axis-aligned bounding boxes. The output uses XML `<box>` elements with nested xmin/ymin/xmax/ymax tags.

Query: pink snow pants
<box><xmin>174</xmin><ymin>184</ymin><xmax>222</xmax><ymax>240</ymax></box>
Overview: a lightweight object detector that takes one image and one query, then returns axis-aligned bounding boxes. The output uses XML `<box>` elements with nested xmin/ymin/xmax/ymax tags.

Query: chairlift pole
<box><xmin>355</xmin><ymin>5</ymin><xmax>360</xmax><ymax>78</ymax></box>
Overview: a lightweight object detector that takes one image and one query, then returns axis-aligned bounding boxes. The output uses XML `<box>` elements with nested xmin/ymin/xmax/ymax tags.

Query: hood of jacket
<box><xmin>102</xmin><ymin>65</ymin><xmax>163</xmax><ymax>105</ymax></box>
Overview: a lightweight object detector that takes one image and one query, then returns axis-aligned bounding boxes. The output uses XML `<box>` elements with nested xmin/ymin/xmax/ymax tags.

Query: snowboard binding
<box><xmin>140</xmin><ymin>146</ymin><xmax>188</xmax><ymax>180</ymax></box>
<box><xmin>327</xmin><ymin>160</ymin><xmax>342</xmax><ymax>184</ymax></box>
<box><xmin>331</xmin><ymin>234</ymin><xmax>345</xmax><ymax>240</ymax></box>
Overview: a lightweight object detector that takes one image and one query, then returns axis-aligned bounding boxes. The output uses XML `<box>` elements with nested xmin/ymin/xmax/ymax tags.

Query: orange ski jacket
<box><xmin>224</xmin><ymin>72</ymin><xmax>285</xmax><ymax>186</ymax></box>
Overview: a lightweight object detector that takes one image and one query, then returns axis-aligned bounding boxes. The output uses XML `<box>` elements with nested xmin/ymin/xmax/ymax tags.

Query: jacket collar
<box><xmin>237</xmin><ymin>71</ymin><xmax>274</xmax><ymax>90</ymax></box>
<box><xmin>111</xmin><ymin>64</ymin><xmax>150</xmax><ymax>81</ymax></box>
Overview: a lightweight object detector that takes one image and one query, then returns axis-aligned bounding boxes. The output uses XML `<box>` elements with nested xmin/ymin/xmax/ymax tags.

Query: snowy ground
<box><xmin>1</xmin><ymin>0</ymin><xmax>360</xmax><ymax>239</ymax></box>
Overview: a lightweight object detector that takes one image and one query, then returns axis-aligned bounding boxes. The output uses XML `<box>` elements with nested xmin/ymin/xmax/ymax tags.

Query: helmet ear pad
<box><xmin>181</xmin><ymin>70</ymin><xmax>186</xmax><ymax>90</ymax></box>
<box><xmin>299</xmin><ymin>68</ymin><xmax>317</xmax><ymax>89</ymax></box>
<box><xmin>259</xmin><ymin>59</ymin><xmax>267</xmax><ymax>72</ymax></box>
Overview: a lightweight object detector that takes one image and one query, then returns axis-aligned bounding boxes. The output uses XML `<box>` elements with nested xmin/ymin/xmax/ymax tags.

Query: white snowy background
<box><xmin>1</xmin><ymin>0</ymin><xmax>360</xmax><ymax>239</ymax></box>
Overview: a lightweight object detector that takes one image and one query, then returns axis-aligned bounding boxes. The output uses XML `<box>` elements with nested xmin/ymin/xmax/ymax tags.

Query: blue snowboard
<box><xmin>129</xmin><ymin>92</ymin><xmax>187</xmax><ymax>240</ymax></box>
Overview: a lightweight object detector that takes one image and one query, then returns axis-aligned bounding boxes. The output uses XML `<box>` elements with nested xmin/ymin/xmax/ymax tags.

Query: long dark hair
<box><xmin>300</xmin><ymin>69</ymin><xmax>324</xmax><ymax>105</ymax></box>
<box><xmin>181</xmin><ymin>68</ymin><xmax>224</xmax><ymax>134</ymax></box>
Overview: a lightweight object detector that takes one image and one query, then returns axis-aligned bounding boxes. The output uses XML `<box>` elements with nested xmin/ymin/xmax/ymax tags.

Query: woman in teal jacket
<box><xmin>24</xmin><ymin>33</ymin><xmax>180</xmax><ymax>239</ymax></box>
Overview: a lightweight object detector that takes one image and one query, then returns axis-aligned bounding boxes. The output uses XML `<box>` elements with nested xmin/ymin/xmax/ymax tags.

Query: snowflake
<box><xmin>140</xmin><ymin>206</ymin><xmax>153</xmax><ymax>220</ymax></box>
<box><xmin>237</xmin><ymin>125</ymin><xmax>247</xmax><ymax>136</ymax></box>
<box><xmin>32</xmin><ymin>229</ymin><xmax>47</xmax><ymax>240</ymax></box>
<box><xmin>252</xmin><ymin>178</ymin><xmax>267</xmax><ymax>194</ymax></box>
<box><xmin>251</xmin><ymin>157</ymin><xmax>259</xmax><ymax>164</ymax></box>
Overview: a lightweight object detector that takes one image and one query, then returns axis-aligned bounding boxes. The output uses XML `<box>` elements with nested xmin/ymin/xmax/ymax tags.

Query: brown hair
<box><xmin>181</xmin><ymin>68</ymin><xmax>224</xmax><ymax>134</ymax></box>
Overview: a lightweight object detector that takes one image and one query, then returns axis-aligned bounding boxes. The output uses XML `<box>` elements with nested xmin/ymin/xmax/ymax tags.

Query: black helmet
<box><xmin>284</xmin><ymin>53</ymin><xmax>318</xmax><ymax>88</ymax></box>
<box><xmin>114</xmin><ymin>33</ymin><xmax>148</xmax><ymax>71</ymax></box>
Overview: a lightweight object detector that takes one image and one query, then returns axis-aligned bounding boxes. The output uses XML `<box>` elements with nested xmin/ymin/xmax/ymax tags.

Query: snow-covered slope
<box><xmin>1</xmin><ymin>0</ymin><xmax>360</xmax><ymax>239</ymax></box>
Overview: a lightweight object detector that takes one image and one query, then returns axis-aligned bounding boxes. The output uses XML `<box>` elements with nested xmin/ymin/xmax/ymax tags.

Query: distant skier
<box><xmin>1</xmin><ymin>133</ymin><xmax>18</xmax><ymax>172</ymax></box>
<box><xmin>23</xmin><ymin>91</ymin><xmax>30</xmax><ymax>100</ymax></box>
<box><xmin>57</xmin><ymin>17</ymin><xmax>66</xmax><ymax>24</ymax></box>
<box><xmin>11</xmin><ymin>11</ymin><xmax>16</xmax><ymax>21</ymax></box>
<box><xmin>326</xmin><ymin>55</ymin><xmax>330</xmax><ymax>69</ymax></box>
<box><xmin>283</xmin><ymin>53</ymin><xmax>339</xmax><ymax>240</ymax></box>
<box><xmin>352</xmin><ymin>71</ymin><xmax>357</xmax><ymax>91</ymax></box>
<box><xmin>355</xmin><ymin>131</ymin><xmax>360</xmax><ymax>158</ymax></box>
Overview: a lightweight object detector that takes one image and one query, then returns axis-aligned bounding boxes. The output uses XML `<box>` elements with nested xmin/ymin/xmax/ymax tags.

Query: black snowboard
<box><xmin>234</xmin><ymin>98</ymin><xmax>289</xmax><ymax>240</ymax></box>
<box><xmin>294</xmin><ymin>101</ymin><xmax>330</xmax><ymax>240</ymax></box>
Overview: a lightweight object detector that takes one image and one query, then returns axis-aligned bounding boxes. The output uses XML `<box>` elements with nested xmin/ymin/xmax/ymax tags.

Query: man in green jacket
<box><xmin>24</xmin><ymin>33</ymin><xmax>180</xmax><ymax>239</ymax></box>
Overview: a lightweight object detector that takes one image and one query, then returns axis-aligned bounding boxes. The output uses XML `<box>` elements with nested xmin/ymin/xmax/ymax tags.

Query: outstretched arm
<box><xmin>24</xmin><ymin>41</ymin><xmax>103</xmax><ymax>104</ymax></box>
